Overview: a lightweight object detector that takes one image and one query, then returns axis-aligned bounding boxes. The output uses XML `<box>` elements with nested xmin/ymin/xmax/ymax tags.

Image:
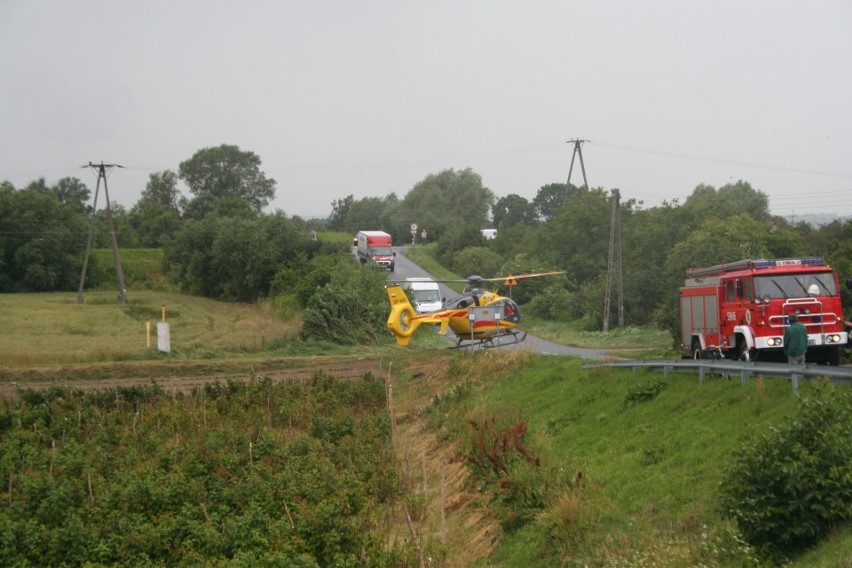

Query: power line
<box><xmin>593</xmin><ymin>141</ymin><xmax>852</xmax><ymax>179</ymax></box>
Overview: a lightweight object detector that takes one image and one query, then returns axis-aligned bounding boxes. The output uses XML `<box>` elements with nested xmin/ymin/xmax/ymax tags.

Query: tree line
<box><xmin>3</xmin><ymin>143</ymin><xmax>852</xmax><ymax>341</ymax></box>
<box><xmin>330</xmin><ymin>171</ymin><xmax>852</xmax><ymax>340</ymax></box>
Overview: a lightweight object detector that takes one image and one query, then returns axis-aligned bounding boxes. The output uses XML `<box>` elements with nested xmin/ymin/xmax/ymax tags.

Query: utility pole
<box><xmin>76</xmin><ymin>162</ymin><xmax>128</xmax><ymax>304</ymax></box>
<box><xmin>603</xmin><ymin>188</ymin><xmax>623</xmax><ymax>331</ymax></box>
<box><xmin>566</xmin><ymin>139</ymin><xmax>589</xmax><ymax>190</ymax></box>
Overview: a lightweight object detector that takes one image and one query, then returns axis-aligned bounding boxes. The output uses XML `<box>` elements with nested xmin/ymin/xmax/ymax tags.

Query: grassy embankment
<box><xmin>389</xmin><ymin>349</ymin><xmax>851</xmax><ymax>567</ymax></box>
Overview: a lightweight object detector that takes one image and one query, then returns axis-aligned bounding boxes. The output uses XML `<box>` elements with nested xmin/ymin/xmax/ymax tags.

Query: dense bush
<box><xmin>718</xmin><ymin>382</ymin><xmax>852</xmax><ymax>562</ymax></box>
<box><xmin>446</xmin><ymin>246</ymin><xmax>503</xmax><ymax>279</ymax></box>
<box><xmin>0</xmin><ymin>372</ymin><xmax>407</xmax><ymax>566</ymax></box>
<box><xmin>299</xmin><ymin>259</ymin><xmax>390</xmax><ymax>345</ymax></box>
<box><xmin>525</xmin><ymin>285</ymin><xmax>573</xmax><ymax>321</ymax></box>
<box><xmin>163</xmin><ymin>213</ymin><xmax>323</xmax><ymax>301</ymax></box>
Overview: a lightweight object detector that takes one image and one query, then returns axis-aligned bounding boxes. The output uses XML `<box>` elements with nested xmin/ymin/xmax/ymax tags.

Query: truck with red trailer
<box><xmin>355</xmin><ymin>230</ymin><xmax>396</xmax><ymax>272</ymax></box>
<box><xmin>680</xmin><ymin>258</ymin><xmax>847</xmax><ymax>365</ymax></box>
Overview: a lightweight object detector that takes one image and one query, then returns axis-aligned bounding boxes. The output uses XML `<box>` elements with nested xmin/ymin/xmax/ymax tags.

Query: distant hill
<box><xmin>778</xmin><ymin>212</ymin><xmax>852</xmax><ymax>226</ymax></box>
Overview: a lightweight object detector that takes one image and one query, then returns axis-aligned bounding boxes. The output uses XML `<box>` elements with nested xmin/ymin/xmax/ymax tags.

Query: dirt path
<box><xmin>0</xmin><ymin>358</ymin><xmax>386</xmax><ymax>399</ymax></box>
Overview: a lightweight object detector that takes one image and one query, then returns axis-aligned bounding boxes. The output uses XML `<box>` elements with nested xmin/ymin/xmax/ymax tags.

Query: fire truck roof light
<box><xmin>753</xmin><ymin>258</ymin><xmax>825</xmax><ymax>270</ymax></box>
<box><xmin>685</xmin><ymin>257</ymin><xmax>827</xmax><ymax>278</ymax></box>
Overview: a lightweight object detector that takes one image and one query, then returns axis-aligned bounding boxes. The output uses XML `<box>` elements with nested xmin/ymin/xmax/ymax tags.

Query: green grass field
<box><xmin>0</xmin><ymin>290</ymin><xmax>300</xmax><ymax>366</ymax></box>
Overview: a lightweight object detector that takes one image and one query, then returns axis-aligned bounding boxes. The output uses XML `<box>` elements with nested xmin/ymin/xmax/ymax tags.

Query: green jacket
<box><xmin>783</xmin><ymin>321</ymin><xmax>808</xmax><ymax>357</ymax></box>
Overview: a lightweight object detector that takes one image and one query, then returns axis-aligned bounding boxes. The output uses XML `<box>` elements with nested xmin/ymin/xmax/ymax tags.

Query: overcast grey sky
<box><xmin>2</xmin><ymin>1</ymin><xmax>851</xmax><ymax>221</ymax></box>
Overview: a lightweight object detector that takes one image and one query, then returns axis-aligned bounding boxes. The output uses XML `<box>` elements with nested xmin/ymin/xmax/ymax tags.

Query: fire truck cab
<box><xmin>680</xmin><ymin>258</ymin><xmax>846</xmax><ymax>365</ymax></box>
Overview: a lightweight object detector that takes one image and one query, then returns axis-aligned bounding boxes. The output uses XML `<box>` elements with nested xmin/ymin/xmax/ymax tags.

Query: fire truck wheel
<box><xmin>691</xmin><ymin>340</ymin><xmax>703</xmax><ymax>360</ymax></box>
<box><xmin>822</xmin><ymin>346</ymin><xmax>840</xmax><ymax>366</ymax></box>
<box><xmin>737</xmin><ymin>341</ymin><xmax>753</xmax><ymax>362</ymax></box>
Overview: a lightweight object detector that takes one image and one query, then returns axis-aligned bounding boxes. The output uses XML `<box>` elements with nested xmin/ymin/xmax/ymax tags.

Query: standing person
<box><xmin>420</xmin><ymin>229</ymin><xmax>428</xmax><ymax>245</ymax></box>
<box><xmin>783</xmin><ymin>312</ymin><xmax>808</xmax><ymax>364</ymax></box>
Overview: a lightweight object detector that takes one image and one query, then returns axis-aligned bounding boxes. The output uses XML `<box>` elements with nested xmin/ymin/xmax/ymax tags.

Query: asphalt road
<box><xmin>386</xmin><ymin>247</ymin><xmax>612</xmax><ymax>360</ymax></box>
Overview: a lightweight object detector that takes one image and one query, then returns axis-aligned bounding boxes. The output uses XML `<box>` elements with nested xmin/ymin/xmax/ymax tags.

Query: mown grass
<box><xmin>0</xmin><ymin>290</ymin><xmax>302</xmax><ymax>366</ymax></box>
<box><xmin>316</xmin><ymin>230</ymin><xmax>356</xmax><ymax>245</ymax></box>
<box><xmin>402</xmin><ymin>350</ymin><xmax>851</xmax><ymax>567</ymax></box>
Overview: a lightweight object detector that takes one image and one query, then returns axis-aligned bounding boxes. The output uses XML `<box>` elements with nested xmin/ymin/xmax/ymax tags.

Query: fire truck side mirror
<box><xmin>847</xmin><ymin>277</ymin><xmax>852</xmax><ymax>290</ymax></box>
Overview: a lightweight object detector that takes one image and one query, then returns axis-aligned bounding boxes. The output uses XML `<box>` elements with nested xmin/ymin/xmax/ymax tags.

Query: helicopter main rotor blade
<box><xmin>475</xmin><ymin>271</ymin><xmax>566</xmax><ymax>282</ymax></box>
<box><xmin>387</xmin><ymin>271</ymin><xmax>565</xmax><ymax>286</ymax></box>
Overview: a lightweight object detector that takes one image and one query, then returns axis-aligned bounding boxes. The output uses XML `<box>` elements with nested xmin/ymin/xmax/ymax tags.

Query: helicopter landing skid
<box><xmin>452</xmin><ymin>329</ymin><xmax>528</xmax><ymax>350</ymax></box>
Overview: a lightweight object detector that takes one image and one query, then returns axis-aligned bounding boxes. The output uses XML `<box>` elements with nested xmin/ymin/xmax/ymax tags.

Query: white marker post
<box><xmin>157</xmin><ymin>303</ymin><xmax>171</xmax><ymax>353</ymax></box>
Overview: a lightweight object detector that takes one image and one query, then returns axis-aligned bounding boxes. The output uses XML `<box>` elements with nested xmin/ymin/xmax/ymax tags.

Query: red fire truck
<box><xmin>680</xmin><ymin>258</ymin><xmax>847</xmax><ymax>365</ymax></box>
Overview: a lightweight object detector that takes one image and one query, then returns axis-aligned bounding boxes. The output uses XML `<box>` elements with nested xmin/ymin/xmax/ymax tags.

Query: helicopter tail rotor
<box><xmin>386</xmin><ymin>286</ymin><xmax>421</xmax><ymax>346</ymax></box>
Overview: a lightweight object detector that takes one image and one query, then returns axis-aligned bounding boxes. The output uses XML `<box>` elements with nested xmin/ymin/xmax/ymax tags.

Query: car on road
<box><xmin>405</xmin><ymin>277</ymin><xmax>443</xmax><ymax>314</ymax></box>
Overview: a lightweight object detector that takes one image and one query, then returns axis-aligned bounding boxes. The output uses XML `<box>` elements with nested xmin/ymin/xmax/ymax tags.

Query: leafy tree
<box><xmin>388</xmin><ymin>168</ymin><xmax>493</xmax><ymax>245</ymax></box>
<box><xmin>344</xmin><ymin>195</ymin><xmax>397</xmax><ymax>234</ymax></box>
<box><xmin>52</xmin><ymin>177</ymin><xmax>91</xmax><ymax>212</ymax></box>
<box><xmin>128</xmin><ymin>171</ymin><xmax>184</xmax><ymax>247</ymax></box>
<box><xmin>179</xmin><ymin>144</ymin><xmax>276</xmax><ymax>219</ymax></box>
<box><xmin>128</xmin><ymin>200</ymin><xmax>182</xmax><ymax>248</ymax></box>
<box><xmin>142</xmin><ymin>170</ymin><xmax>185</xmax><ymax>212</ymax></box>
<box><xmin>665</xmin><ymin>214</ymin><xmax>802</xmax><ymax>277</ymax></box>
<box><xmin>495</xmin><ymin>254</ymin><xmax>568</xmax><ymax>306</ymax></box>
<box><xmin>164</xmin><ymin>212</ymin><xmax>315</xmax><ymax>301</ymax></box>
<box><xmin>162</xmin><ymin>216</ymin><xmax>219</xmax><ymax>296</ymax></box>
<box><xmin>683</xmin><ymin>180</ymin><xmax>771</xmax><ymax>224</ymax></box>
<box><xmin>525</xmin><ymin>284</ymin><xmax>573</xmax><ymax>321</ymax></box>
<box><xmin>270</xmin><ymin>249</ymin><xmax>352</xmax><ymax>308</ymax></box>
<box><xmin>448</xmin><ymin>246</ymin><xmax>503</xmax><ymax>279</ymax></box>
<box><xmin>91</xmin><ymin>203</ymin><xmax>139</xmax><ymax>249</ymax></box>
<box><xmin>534</xmin><ymin>187</ymin><xmax>612</xmax><ymax>286</ymax></box>
<box><xmin>619</xmin><ymin>201</ymin><xmax>694</xmax><ymax>324</ymax></box>
<box><xmin>328</xmin><ymin>194</ymin><xmax>353</xmax><ymax>231</ymax></box>
<box><xmin>0</xmin><ymin>181</ymin><xmax>89</xmax><ymax>292</ymax></box>
<box><xmin>532</xmin><ymin>182</ymin><xmax>580</xmax><ymax>222</ymax></box>
<box><xmin>493</xmin><ymin>193</ymin><xmax>537</xmax><ymax>229</ymax></box>
<box><xmin>435</xmin><ymin>224</ymin><xmax>487</xmax><ymax>269</ymax></box>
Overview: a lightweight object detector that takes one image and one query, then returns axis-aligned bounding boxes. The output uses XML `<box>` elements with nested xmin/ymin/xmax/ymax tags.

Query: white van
<box><xmin>406</xmin><ymin>277</ymin><xmax>443</xmax><ymax>314</ymax></box>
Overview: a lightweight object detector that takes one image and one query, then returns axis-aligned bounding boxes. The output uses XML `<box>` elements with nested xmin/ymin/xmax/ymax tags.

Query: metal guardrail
<box><xmin>583</xmin><ymin>359</ymin><xmax>852</xmax><ymax>396</ymax></box>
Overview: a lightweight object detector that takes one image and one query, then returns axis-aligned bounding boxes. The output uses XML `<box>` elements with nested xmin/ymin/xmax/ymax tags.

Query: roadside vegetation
<box><xmin>390</xmin><ymin>350</ymin><xmax>851</xmax><ymax>567</ymax></box>
<box><xmin>2</xmin><ymin>146</ymin><xmax>851</xmax><ymax>566</ymax></box>
<box><xmin>1</xmin><ymin>341</ymin><xmax>849</xmax><ymax>566</ymax></box>
<box><xmin>0</xmin><ymin>370</ymin><xmax>414</xmax><ymax>566</ymax></box>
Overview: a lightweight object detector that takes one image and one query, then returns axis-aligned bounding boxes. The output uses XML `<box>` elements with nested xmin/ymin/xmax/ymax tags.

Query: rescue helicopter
<box><xmin>385</xmin><ymin>272</ymin><xmax>565</xmax><ymax>348</ymax></box>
